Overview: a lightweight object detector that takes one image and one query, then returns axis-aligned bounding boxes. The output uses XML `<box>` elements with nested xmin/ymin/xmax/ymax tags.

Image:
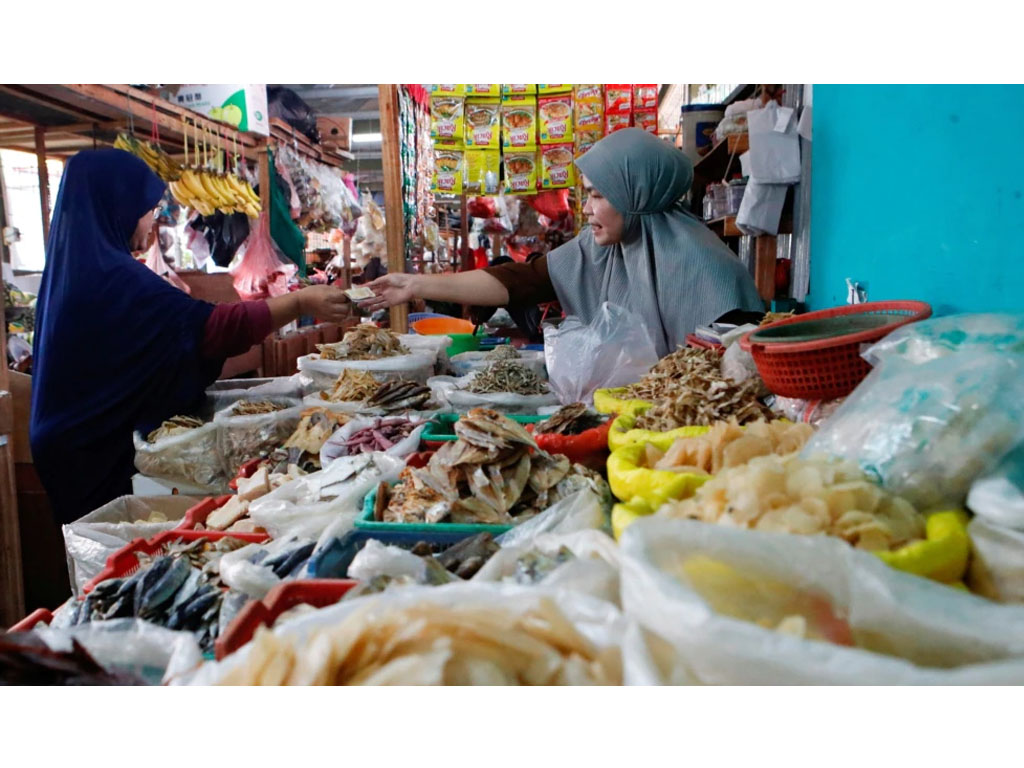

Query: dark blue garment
<box><xmin>30</xmin><ymin>149</ymin><xmax>220</xmax><ymax>523</ymax></box>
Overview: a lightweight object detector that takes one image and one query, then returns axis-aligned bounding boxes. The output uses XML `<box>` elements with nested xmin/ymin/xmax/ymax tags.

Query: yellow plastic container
<box><xmin>875</xmin><ymin>510</ymin><xmax>971</xmax><ymax>584</ymax></box>
<box><xmin>612</xmin><ymin>496</ymin><xmax>656</xmax><ymax>540</ymax></box>
<box><xmin>608</xmin><ymin>411</ymin><xmax>711</xmax><ymax>453</ymax></box>
<box><xmin>607</xmin><ymin>441</ymin><xmax>710</xmax><ymax>509</ymax></box>
<box><xmin>593</xmin><ymin>388</ymin><xmax>652</xmax><ymax>418</ymax></box>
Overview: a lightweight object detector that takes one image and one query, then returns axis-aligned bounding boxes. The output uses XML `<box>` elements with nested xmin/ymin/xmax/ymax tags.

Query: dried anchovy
<box><xmin>367</xmin><ymin>380</ymin><xmax>433</xmax><ymax>412</ymax></box>
<box><xmin>317</xmin><ymin>325</ymin><xmax>409</xmax><ymax>361</ymax></box>
<box><xmin>622</xmin><ymin>347</ymin><xmax>722</xmax><ymax>401</ymax></box>
<box><xmin>146</xmin><ymin>415</ymin><xmax>204</xmax><ymax>443</ymax></box>
<box><xmin>486</xmin><ymin>344</ymin><xmax>520</xmax><ymax>361</ymax></box>
<box><xmin>535</xmin><ymin>403</ymin><xmax>607</xmax><ymax>436</ymax></box>
<box><xmin>232</xmin><ymin>400</ymin><xmax>286</xmax><ymax>416</ymax></box>
<box><xmin>468</xmin><ymin>360</ymin><xmax>548</xmax><ymax>396</ymax></box>
<box><xmin>320</xmin><ymin>369</ymin><xmax>380</xmax><ymax>403</ymax></box>
<box><xmin>761</xmin><ymin>311</ymin><xmax>796</xmax><ymax>326</ymax></box>
<box><xmin>634</xmin><ymin>376</ymin><xmax>774</xmax><ymax>431</ymax></box>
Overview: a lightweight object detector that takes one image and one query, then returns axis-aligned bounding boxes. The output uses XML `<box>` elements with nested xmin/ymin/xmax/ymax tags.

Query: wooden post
<box><xmin>0</xmin><ymin>297</ymin><xmax>25</xmax><ymax>627</ymax></box>
<box><xmin>257</xmin><ymin>138</ymin><xmax>271</xmax><ymax>213</ymax></box>
<box><xmin>459</xmin><ymin>193</ymin><xmax>471</xmax><ymax>272</ymax></box>
<box><xmin>492</xmin><ymin>234</ymin><xmax>502</xmax><ymax>262</ymax></box>
<box><xmin>378</xmin><ymin>83</ymin><xmax>408</xmax><ymax>334</ymax></box>
<box><xmin>754</xmin><ymin>235</ymin><xmax>777</xmax><ymax>306</ymax></box>
<box><xmin>342</xmin><ymin>236</ymin><xmax>352</xmax><ymax>289</ymax></box>
<box><xmin>34</xmin><ymin>126</ymin><xmax>50</xmax><ymax>245</ymax></box>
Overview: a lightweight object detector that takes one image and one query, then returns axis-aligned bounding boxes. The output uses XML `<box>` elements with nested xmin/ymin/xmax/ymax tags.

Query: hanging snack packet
<box><xmin>430</xmin><ymin>84</ymin><xmax>466</xmax><ymax>97</ymax></box>
<box><xmin>575</xmin><ymin>98</ymin><xmax>604</xmax><ymax>132</ymax></box>
<box><xmin>502</xmin><ymin>96</ymin><xmax>538</xmax><ymax>148</ymax></box>
<box><xmin>502</xmin><ymin>84</ymin><xmax>537</xmax><ymax>96</ymax></box>
<box><xmin>504</xmin><ymin>149</ymin><xmax>539</xmax><ymax>195</ymax></box>
<box><xmin>633</xmin><ymin>84</ymin><xmax>659</xmax><ymax>110</ymax></box>
<box><xmin>605</xmin><ymin>112</ymin><xmax>632</xmax><ymax>135</ymax></box>
<box><xmin>466</xmin><ymin>84</ymin><xmax>501</xmax><ymax>96</ymax></box>
<box><xmin>605</xmin><ymin>85</ymin><xmax>632</xmax><ymax>114</ymax></box>
<box><xmin>464</xmin><ymin>149</ymin><xmax>501</xmax><ymax>195</ymax></box>
<box><xmin>575</xmin><ymin>129</ymin><xmax>603</xmax><ymax>158</ymax></box>
<box><xmin>634</xmin><ymin>110</ymin><xmax>659</xmax><ymax>135</ymax></box>
<box><xmin>431</xmin><ymin>96</ymin><xmax>465</xmax><ymax>141</ymax></box>
<box><xmin>538</xmin><ymin>84</ymin><xmax>573</xmax><ymax>94</ymax></box>
<box><xmin>539</xmin><ymin>94</ymin><xmax>574</xmax><ymax>144</ymax></box>
<box><xmin>464</xmin><ymin>99</ymin><xmax>501</xmax><ymax>148</ymax></box>
<box><xmin>541</xmin><ymin>144</ymin><xmax>576</xmax><ymax>189</ymax></box>
<box><xmin>432</xmin><ymin>148</ymin><xmax>464</xmax><ymax>194</ymax></box>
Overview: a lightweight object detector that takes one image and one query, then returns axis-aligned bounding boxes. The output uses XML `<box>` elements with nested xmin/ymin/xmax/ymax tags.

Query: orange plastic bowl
<box><xmin>411</xmin><ymin>317</ymin><xmax>475</xmax><ymax>335</ymax></box>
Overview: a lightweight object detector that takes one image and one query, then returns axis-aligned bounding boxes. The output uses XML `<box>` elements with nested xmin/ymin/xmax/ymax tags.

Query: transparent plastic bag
<box><xmin>967</xmin><ymin>517</ymin><xmax>1024</xmax><ymax>604</ymax></box>
<box><xmin>427</xmin><ymin>374</ymin><xmax>561</xmax><ymax>414</ymax></box>
<box><xmin>133</xmin><ymin>422</ymin><xmax>227</xmax><ymax>492</ymax></box>
<box><xmin>319</xmin><ymin>415</ymin><xmax>431</xmax><ymax>468</ymax></box>
<box><xmin>297</xmin><ymin>351</ymin><xmax>437</xmax><ymax>392</ymax></box>
<box><xmin>495</xmin><ymin>486</ymin><xmax>611</xmax><ymax>548</ymax></box>
<box><xmin>543</xmin><ymin>303</ymin><xmax>660</xmax><ymax>406</ymax></box>
<box><xmin>804</xmin><ymin>347</ymin><xmax>1024</xmax><ymax>511</ymax></box>
<box><xmin>213</xmin><ymin>397</ymin><xmax>304</xmax><ymax>477</ymax></box>
<box><xmin>967</xmin><ymin>442</ymin><xmax>1024</xmax><ymax>530</ymax></box>
<box><xmin>230</xmin><ymin>211</ymin><xmax>297</xmax><ymax>300</ymax></box>
<box><xmin>142</xmin><ymin>239</ymin><xmax>191</xmax><ymax>294</ymax></box>
<box><xmin>203</xmin><ymin>375</ymin><xmax>306</xmax><ymax>420</ymax></box>
<box><xmin>218</xmin><ymin>535</ymin><xmax>318</xmax><ymax>599</ymax></box>
<box><xmin>347</xmin><ymin>540</ymin><xmax>434</xmax><ymax>584</ymax></box>
<box><xmin>449</xmin><ymin>350</ymin><xmax>547</xmax><ymax>379</ymax></box>
<box><xmin>620</xmin><ymin>517</ymin><xmax>1024</xmax><ymax>684</ymax></box>
<box><xmin>62</xmin><ymin>496</ymin><xmax>196</xmax><ymax>595</ymax></box>
<box><xmin>864</xmin><ymin>313</ymin><xmax>1024</xmax><ymax>367</ymax></box>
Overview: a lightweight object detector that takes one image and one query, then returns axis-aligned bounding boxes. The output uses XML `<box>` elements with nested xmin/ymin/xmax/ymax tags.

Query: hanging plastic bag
<box><xmin>544</xmin><ymin>303</ymin><xmax>660</xmax><ymax>406</ymax></box>
<box><xmin>142</xmin><ymin>240</ymin><xmax>191</xmax><ymax>294</ymax></box>
<box><xmin>746</xmin><ymin>102</ymin><xmax>801</xmax><ymax>184</ymax></box>
<box><xmin>427</xmin><ymin>373</ymin><xmax>561</xmax><ymax>415</ymax></box>
<box><xmin>735</xmin><ymin>180</ymin><xmax>787</xmax><ymax>236</ymax></box>
<box><xmin>213</xmin><ymin>397</ymin><xmax>304</xmax><ymax>477</ymax></box>
<box><xmin>528</xmin><ymin>188</ymin><xmax>571</xmax><ymax>220</ymax></box>
<box><xmin>185</xmin><ymin>221</ymin><xmax>211</xmax><ymax>269</ymax></box>
<box><xmin>620</xmin><ymin>517</ymin><xmax>1024</xmax><ymax>684</ymax></box>
<box><xmin>230</xmin><ymin>211</ymin><xmax>297</xmax><ymax>300</ymax></box>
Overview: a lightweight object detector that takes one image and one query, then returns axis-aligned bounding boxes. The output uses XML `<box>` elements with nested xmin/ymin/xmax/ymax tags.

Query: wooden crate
<box><xmin>317</xmin><ymin>117</ymin><xmax>351</xmax><ymax>152</ymax></box>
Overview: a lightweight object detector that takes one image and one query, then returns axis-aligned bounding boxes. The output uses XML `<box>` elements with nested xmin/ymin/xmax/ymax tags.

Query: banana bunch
<box><xmin>114</xmin><ymin>133</ymin><xmax>182</xmax><ymax>182</ymax></box>
<box><xmin>167</xmin><ymin>167</ymin><xmax>262</xmax><ymax>218</ymax></box>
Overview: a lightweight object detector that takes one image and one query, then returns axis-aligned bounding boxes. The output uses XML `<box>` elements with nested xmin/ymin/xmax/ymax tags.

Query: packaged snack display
<box><xmin>464</xmin><ymin>149</ymin><xmax>501</xmax><ymax>195</ymax></box>
<box><xmin>575</xmin><ymin>98</ymin><xmax>604</xmax><ymax>132</ymax></box>
<box><xmin>431</xmin><ymin>148</ymin><xmax>464</xmax><ymax>194</ymax></box>
<box><xmin>503</xmin><ymin>149</ymin><xmax>539</xmax><ymax>195</ymax></box>
<box><xmin>502</xmin><ymin>84</ymin><xmax>537</xmax><ymax>96</ymax></box>
<box><xmin>634</xmin><ymin>109</ymin><xmax>659</xmax><ymax>134</ymax></box>
<box><xmin>466</xmin><ymin>84</ymin><xmax>500</xmax><ymax>96</ymax></box>
<box><xmin>633</xmin><ymin>84</ymin><xmax>659</xmax><ymax>110</ymax></box>
<box><xmin>605</xmin><ymin>84</ymin><xmax>632</xmax><ymax>114</ymax></box>
<box><xmin>538</xmin><ymin>84</ymin><xmax>573</xmax><ymax>94</ymax></box>
<box><xmin>605</xmin><ymin>112</ymin><xmax>632</xmax><ymax>134</ymax></box>
<box><xmin>538</xmin><ymin>94</ymin><xmax>574</xmax><ymax>144</ymax></box>
<box><xmin>464</xmin><ymin>99</ymin><xmax>501</xmax><ymax>148</ymax></box>
<box><xmin>430</xmin><ymin>97</ymin><xmax>465</xmax><ymax>141</ymax></box>
<box><xmin>430</xmin><ymin>84</ymin><xmax>466</xmax><ymax>96</ymax></box>
<box><xmin>575</xmin><ymin>130</ymin><xmax>603</xmax><ymax>158</ymax></box>
<box><xmin>502</xmin><ymin>96</ymin><xmax>538</xmax><ymax>148</ymax></box>
<box><xmin>574</xmin><ymin>85</ymin><xmax>603</xmax><ymax>103</ymax></box>
<box><xmin>541</xmin><ymin>144</ymin><xmax>576</xmax><ymax>189</ymax></box>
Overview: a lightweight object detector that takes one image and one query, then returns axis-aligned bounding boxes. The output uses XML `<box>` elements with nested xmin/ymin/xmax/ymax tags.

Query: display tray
<box><xmin>355</xmin><ymin>485</ymin><xmax>514</xmax><ymax>536</ymax></box>
<box><xmin>421</xmin><ymin>413</ymin><xmax>546</xmax><ymax>447</ymax></box>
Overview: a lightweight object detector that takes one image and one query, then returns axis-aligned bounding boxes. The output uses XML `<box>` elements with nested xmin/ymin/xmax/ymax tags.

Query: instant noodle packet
<box><xmin>541</xmin><ymin>143</ymin><xmax>575</xmax><ymax>189</ymax></box>
<box><xmin>575</xmin><ymin>98</ymin><xmax>603</xmax><ymax>132</ymax></box>
<box><xmin>466</xmin><ymin>84</ymin><xmax>500</xmax><ymax>96</ymax></box>
<box><xmin>431</xmin><ymin>96</ymin><xmax>465</xmax><ymax>141</ymax></box>
<box><xmin>538</xmin><ymin>94</ymin><xmax>574</xmax><ymax>144</ymax></box>
<box><xmin>634</xmin><ymin>109</ymin><xmax>658</xmax><ymax>135</ymax></box>
<box><xmin>538</xmin><ymin>84</ymin><xmax>573</xmax><ymax>94</ymax></box>
<box><xmin>430</xmin><ymin>84</ymin><xmax>466</xmax><ymax>97</ymax></box>
<box><xmin>605</xmin><ymin>112</ymin><xmax>632</xmax><ymax>135</ymax></box>
<box><xmin>502</xmin><ymin>84</ymin><xmax>537</xmax><ymax>96</ymax></box>
<box><xmin>574</xmin><ymin>129</ymin><xmax>603</xmax><ymax>158</ymax></box>
<box><xmin>574</xmin><ymin>84</ymin><xmax>603</xmax><ymax>103</ymax></box>
<box><xmin>432</xmin><ymin>147</ymin><xmax>464</xmax><ymax>194</ymax></box>
<box><xmin>464</xmin><ymin>99</ymin><xmax>501</xmax><ymax>148</ymax></box>
<box><xmin>633</xmin><ymin>84</ymin><xmax>659</xmax><ymax>110</ymax></box>
<box><xmin>464</xmin><ymin>149</ymin><xmax>501</xmax><ymax>195</ymax></box>
<box><xmin>503</xmin><ymin>148</ymin><xmax>539</xmax><ymax>195</ymax></box>
<box><xmin>502</xmin><ymin>96</ymin><xmax>538</xmax><ymax>148</ymax></box>
<box><xmin>604</xmin><ymin>84</ymin><xmax>632</xmax><ymax>114</ymax></box>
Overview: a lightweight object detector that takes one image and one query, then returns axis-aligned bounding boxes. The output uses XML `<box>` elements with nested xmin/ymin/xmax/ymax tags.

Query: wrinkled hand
<box><xmin>297</xmin><ymin>284</ymin><xmax>351</xmax><ymax>323</ymax></box>
<box><xmin>359</xmin><ymin>273</ymin><xmax>418</xmax><ymax>313</ymax></box>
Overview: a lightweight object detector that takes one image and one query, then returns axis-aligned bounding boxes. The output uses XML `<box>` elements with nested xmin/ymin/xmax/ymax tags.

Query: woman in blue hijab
<box><xmin>30</xmin><ymin>149</ymin><xmax>350</xmax><ymax>523</ymax></box>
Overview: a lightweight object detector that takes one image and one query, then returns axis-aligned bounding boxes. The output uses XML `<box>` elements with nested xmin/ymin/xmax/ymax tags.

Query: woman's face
<box><xmin>130</xmin><ymin>206</ymin><xmax>159</xmax><ymax>252</ymax></box>
<box><xmin>581</xmin><ymin>175</ymin><xmax>624</xmax><ymax>246</ymax></box>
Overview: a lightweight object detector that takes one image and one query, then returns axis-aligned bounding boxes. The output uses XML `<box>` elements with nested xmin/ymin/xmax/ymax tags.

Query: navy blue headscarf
<box><xmin>30</xmin><ymin>149</ymin><xmax>220</xmax><ymax>523</ymax></box>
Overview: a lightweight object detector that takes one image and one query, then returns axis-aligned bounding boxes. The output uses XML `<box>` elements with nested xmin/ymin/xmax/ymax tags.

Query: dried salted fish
<box><xmin>283</xmin><ymin>408</ymin><xmax>348</xmax><ymax>457</ymax></box>
<box><xmin>486</xmin><ymin>344</ymin><xmax>520</xmax><ymax>361</ymax></box>
<box><xmin>320</xmin><ymin>369</ymin><xmax>379</xmax><ymax>403</ymax></box>
<box><xmin>535</xmin><ymin>403</ymin><xmax>607</xmax><ymax>436</ymax></box>
<box><xmin>316</xmin><ymin>325</ymin><xmax>409</xmax><ymax>361</ymax></box>
<box><xmin>366</xmin><ymin>380</ymin><xmax>433</xmax><ymax>412</ymax></box>
<box><xmin>232</xmin><ymin>400</ymin><xmax>286</xmax><ymax>417</ymax></box>
<box><xmin>634</xmin><ymin>375</ymin><xmax>774</xmax><ymax>431</ymax></box>
<box><xmin>467</xmin><ymin>360</ymin><xmax>548</xmax><ymax>396</ymax></box>
<box><xmin>146</xmin><ymin>415</ymin><xmax>204</xmax><ymax>443</ymax></box>
<box><xmin>621</xmin><ymin>347</ymin><xmax>721</xmax><ymax>402</ymax></box>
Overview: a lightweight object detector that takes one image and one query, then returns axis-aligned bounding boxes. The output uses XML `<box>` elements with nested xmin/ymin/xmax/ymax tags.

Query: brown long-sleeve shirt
<box><xmin>483</xmin><ymin>254</ymin><xmax>559</xmax><ymax>305</ymax></box>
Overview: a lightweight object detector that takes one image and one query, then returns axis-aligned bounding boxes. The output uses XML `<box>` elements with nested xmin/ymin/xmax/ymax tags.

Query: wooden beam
<box><xmin>257</xmin><ymin>139</ymin><xmax>271</xmax><ymax>213</ymax></box>
<box><xmin>342</xmin><ymin>236</ymin><xmax>352</xmax><ymax>288</ymax></box>
<box><xmin>754</xmin><ymin>235</ymin><xmax>777</xmax><ymax>305</ymax></box>
<box><xmin>378</xmin><ymin>84</ymin><xmax>408</xmax><ymax>334</ymax></box>
<box><xmin>459</xmin><ymin>193</ymin><xmax>471</xmax><ymax>272</ymax></box>
<box><xmin>34</xmin><ymin>127</ymin><xmax>50</xmax><ymax>244</ymax></box>
<box><xmin>0</xmin><ymin>296</ymin><xmax>26</xmax><ymax>627</ymax></box>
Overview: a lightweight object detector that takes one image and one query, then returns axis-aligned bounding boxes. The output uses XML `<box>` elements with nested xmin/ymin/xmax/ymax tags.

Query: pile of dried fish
<box><xmin>622</xmin><ymin>347</ymin><xmax>722</xmax><ymax>401</ymax></box>
<box><xmin>316</xmin><ymin>325</ymin><xmax>409</xmax><ymax>361</ymax></box>
<box><xmin>515</xmin><ymin>546</ymin><xmax>575</xmax><ymax>585</ymax></box>
<box><xmin>337</xmin><ymin>418</ymin><xmax>419</xmax><ymax>456</ymax></box>
<box><xmin>280</xmin><ymin>408</ymin><xmax>348</xmax><ymax>471</ymax></box>
<box><xmin>486</xmin><ymin>344</ymin><xmax>520</xmax><ymax>361</ymax></box>
<box><xmin>761</xmin><ymin>311</ymin><xmax>796</xmax><ymax>326</ymax></box>
<box><xmin>535</xmin><ymin>403</ymin><xmax>607</xmax><ymax>436</ymax></box>
<box><xmin>217</xmin><ymin>597</ymin><xmax>622</xmax><ymax>685</ymax></box>
<box><xmin>239</xmin><ymin>538</ymin><xmax>316</xmax><ymax>580</ymax></box>
<box><xmin>146</xmin><ymin>415</ymin><xmax>204</xmax><ymax>443</ymax></box>
<box><xmin>367</xmin><ymin>380</ymin><xmax>433</xmax><ymax>412</ymax></box>
<box><xmin>319</xmin><ymin>369</ymin><xmax>380</xmax><ymax>403</ymax></box>
<box><xmin>378</xmin><ymin>408</ymin><xmax>599</xmax><ymax>525</ymax></box>
<box><xmin>467</xmin><ymin>360</ymin><xmax>548</xmax><ymax>396</ymax></box>
<box><xmin>69</xmin><ymin>538</ymin><xmax>250</xmax><ymax>653</ymax></box>
<box><xmin>232</xmin><ymin>400</ymin><xmax>286</xmax><ymax>417</ymax></box>
<box><xmin>634</xmin><ymin>375</ymin><xmax>774</xmax><ymax>431</ymax></box>
<box><xmin>0</xmin><ymin>633</ymin><xmax>144</xmax><ymax>686</ymax></box>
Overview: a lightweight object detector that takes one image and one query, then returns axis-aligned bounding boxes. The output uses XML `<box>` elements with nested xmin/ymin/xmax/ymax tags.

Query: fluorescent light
<box><xmin>352</xmin><ymin>132</ymin><xmax>382</xmax><ymax>143</ymax></box>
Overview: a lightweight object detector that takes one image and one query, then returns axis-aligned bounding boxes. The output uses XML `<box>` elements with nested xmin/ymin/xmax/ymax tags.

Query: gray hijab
<box><xmin>546</xmin><ymin>128</ymin><xmax>764</xmax><ymax>357</ymax></box>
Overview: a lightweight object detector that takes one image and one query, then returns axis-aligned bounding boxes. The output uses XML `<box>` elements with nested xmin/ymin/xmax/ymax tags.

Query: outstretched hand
<box><xmin>359</xmin><ymin>273</ymin><xmax>418</xmax><ymax>313</ymax></box>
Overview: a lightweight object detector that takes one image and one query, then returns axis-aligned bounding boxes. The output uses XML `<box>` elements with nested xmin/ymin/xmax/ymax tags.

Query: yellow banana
<box><xmin>198</xmin><ymin>172</ymin><xmax>229</xmax><ymax>208</ymax></box>
<box><xmin>180</xmin><ymin>169</ymin><xmax>209</xmax><ymax>202</ymax></box>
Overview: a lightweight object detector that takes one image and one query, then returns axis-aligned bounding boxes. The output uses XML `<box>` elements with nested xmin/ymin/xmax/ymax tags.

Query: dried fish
<box><xmin>366</xmin><ymin>380</ymin><xmax>433</xmax><ymax>412</ymax></box>
<box><xmin>467</xmin><ymin>360</ymin><xmax>548</xmax><ymax>396</ymax></box>
<box><xmin>0</xmin><ymin>633</ymin><xmax>145</xmax><ymax>686</ymax></box>
<box><xmin>337</xmin><ymin>417</ymin><xmax>418</xmax><ymax>456</ymax></box>
<box><xmin>317</xmin><ymin>325</ymin><xmax>409</xmax><ymax>361</ymax></box>
<box><xmin>319</xmin><ymin>369</ymin><xmax>380</xmax><ymax>403</ymax></box>
<box><xmin>535</xmin><ymin>403</ymin><xmax>607</xmax><ymax>436</ymax></box>
<box><xmin>232</xmin><ymin>400</ymin><xmax>286</xmax><ymax>417</ymax></box>
<box><xmin>146</xmin><ymin>415</ymin><xmax>204</xmax><ymax>443</ymax></box>
<box><xmin>514</xmin><ymin>546</ymin><xmax>575</xmax><ymax>585</ymax></box>
<box><xmin>283</xmin><ymin>408</ymin><xmax>348</xmax><ymax>462</ymax></box>
<box><xmin>761</xmin><ymin>311</ymin><xmax>796</xmax><ymax>326</ymax></box>
<box><xmin>486</xmin><ymin>344</ymin><xmax>520</xmax><ymax>361</ymax></box>
<box><xmin>634</xmin><ymin>376</ymin><xmax>775</xmax><ymax>431</ymax></box>
<box><xmin>622</xmin><ymin>347</ymin><xmax>722</xmax><ymax>402</ymax></box>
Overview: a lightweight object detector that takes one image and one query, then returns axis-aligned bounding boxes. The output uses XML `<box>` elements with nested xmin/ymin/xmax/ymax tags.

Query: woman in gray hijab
<box><xmin>362</xmin><ymin>128</ymin><xmax>763</xmax><ymax>357</ymax></box>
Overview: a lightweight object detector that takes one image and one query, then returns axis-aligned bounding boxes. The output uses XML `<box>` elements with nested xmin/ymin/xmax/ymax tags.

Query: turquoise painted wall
<box><xmin>810</xmin><ymin>85</ymin><xmax>1024</xmax><ymax>316</ymax></box>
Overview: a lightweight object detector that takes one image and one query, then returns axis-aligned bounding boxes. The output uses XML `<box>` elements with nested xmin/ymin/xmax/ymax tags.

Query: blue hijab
<box><xmin>30</xmin><ymin>149</ymin><xmax>219</xmax><ymax>523</ymax></box>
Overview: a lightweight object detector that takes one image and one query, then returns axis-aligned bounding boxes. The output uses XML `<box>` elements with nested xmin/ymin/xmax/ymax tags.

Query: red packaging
<box><xmin>605</xmin><ymin>112</ymin><xmax>632</xmax><ymax>135</ymax></box>
<box><xmin>604</xmin><ymin>84</ymin><xmax>632</xmax><ymax>114</ymax></box>
<box><xmin>633</xmin><ymin>84</ymin><xmax>658</xmax><ymax>110</ymax></box>
<box><xmin>527</xmin><ymin>419</ymin><xmax>613</xmax><ymax>471</ymax></box>
<box><xmin>633</xmin><ymin>109</ymin><xmax>658</xmax><ymax>135</ymax></box>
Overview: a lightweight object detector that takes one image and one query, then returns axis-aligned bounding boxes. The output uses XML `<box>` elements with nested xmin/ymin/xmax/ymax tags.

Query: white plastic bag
<box><xmin>967</xmin><ymin>517</ymin><xmax>1024</xmax><ymax>604</ymax></box>
<box><xmin>620</xmin><ymin>517</ymin><xmax>1024</xmax><ymax>684</ymax></box>
<box><xmin>347</xmin><ymin>539</ymin><xmax>433</xmax><ymax>584</ymax></box>
<box><xmin>248</xmin><ymin>452</ymin><xmax>405</xmax><ymax>540</ymax></box>
<box><xmin>319</xmin><ymin>415</ymin><xmax>430</xmax><ymax>468</ymax></box>
<box><xmin>204</xmin><ymin>375</ymin><xmax>306</xmax><ymax>419</ymax></box>
<box><xmin>218</xmin><ymin>535</ymin><xmax>317</xmax><ymax>599</ymax></box>
<box><xmin>213</xmin><ymin>397</ymin><xmax>304</xmax><ymax>477</ymax></box>
<box><xmin>449</xmin><ymin>349</ymin><xmax>547</xmax><ymax>379</ymax></box>
<box><xmin>543</xmin><ymin>303</ymin><xmax>659</xmax><ymax>406</ymax></box>
<box><xmin>494</xmin><ymin>487</ymin><xmax>610</xmax><ymax>548</ymax></box>
<box><xmin>747</xmin><ymin>102</ymin><xmax>801</xmax><ymax>184</ymax></box>
<box><xmin>297</xmin><ymin>351</ymin><xmax>436</xmax><ymax>392</ymax></box>
<box><xmin>133</xmin><ymin>422</ymin><xmax>227</xmax><ymax>492</ymax></box>
<box><xmin>428</xmin><ymin>373</ymin><xmax>561</xmax><ymax>415</ymax></box>
<box><xmin>863</xmin><ymin>312</ymin><xmax>1024</xmax><ymax>367</ymax></box>
<box><xmin>967</xmin><ymin>443</ymin><xmax>1024</xmax><ymax>530</ymax></box>
<box><xmin>62</xmin><ymin>496</ymin><xmax>196</xmax><ymax>596</ymax></box>
<box><xmin>736</xmin><ymin>180</ymin><xmax>787</xmax><ymax>236</ymax></box>
<box><xmin>401</xmin><ymin>333</ymin><xmax>454</xmax><ymax>371</ymax></box>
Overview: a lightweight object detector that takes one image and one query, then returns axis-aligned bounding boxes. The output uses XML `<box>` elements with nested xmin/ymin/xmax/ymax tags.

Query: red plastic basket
<box><xmin>8</xmin><ymin>608</ymin><xmax>54</xmax><ymax>633</ymax></box>
<box><xmin>174</xmin><ymin>496</ymin><xmax>270</xmax><ymax>542</ymax></box>
<box><xmin>82</xmin><ymin>530</ymin><xmax>259</xmax><ymax>594</ymax></box>
<box><xmin>686</xmin><ymin>333</ymin><xmax>725</xmax><ymax>353</ymax></box>
<box><xmin>228</xmin><ymin>457</ymin><xmax>265</xmax><ymax>491</ymax></box>
<box><xmin>739</xmin><ymin>301</ymin><xmax>932</xmax><ymax>400</ymax></box>
<box><xmin>214</xmin><ymin>579</ymin><xmax>357</xmax><ymax>660</ymax></box>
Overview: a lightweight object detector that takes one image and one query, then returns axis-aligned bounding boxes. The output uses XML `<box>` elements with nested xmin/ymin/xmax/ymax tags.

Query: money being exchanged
<box><xmin>344</xmin><ymin>286</ymin><xmax>376</xmax><ymax>301</ymax></box>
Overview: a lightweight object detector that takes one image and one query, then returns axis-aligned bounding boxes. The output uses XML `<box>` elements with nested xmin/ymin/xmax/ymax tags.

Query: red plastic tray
<box><xmin>228</xmin><ymin>457</ymin><xmax>265</xmax><ymax>491</ymax></box>
<box><xmin>8</xmin><ymin>608</ymin><xmax>54</xmax><ymax>633</ymax></box>
<box><xmin>175</xmin><ymin>496</ymin><xmax>269</xmax><ymax>542</ymax></box>
<box><xmin>82</xmin><ymin>530</ymin><xmax>259</xmax><ymax>595</ymax></box>
<box><xmin>214</xmin><ymin>579</ymin><xmax>358</xmax><ymax>660</ymax></box>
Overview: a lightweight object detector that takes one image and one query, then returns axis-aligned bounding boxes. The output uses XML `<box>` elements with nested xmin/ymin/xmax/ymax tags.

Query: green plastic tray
<box><xmin>420</xmin><ymin>413</ymin><xmax>546</xmax><ymax>443</ymax></box>
<box><xmin>355</xmin><ymin>485</ymin><xmax>513</xmax><ymax>535</ymax></box>
<box><xmin>750</xmin><ymin>313</ymin><xmax>901</xmax><ymax>344</ymax></box>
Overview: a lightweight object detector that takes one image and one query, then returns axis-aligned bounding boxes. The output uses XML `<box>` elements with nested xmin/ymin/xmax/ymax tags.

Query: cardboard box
<box><xmin>317</xmin><ymin>117</ymin><xmax>352</xmax><ymax>152</ymax></box>
<box><xmin>163</xmin><ymin>84</ymin><xmax>270</xmax><ymax>136</ymax></box>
